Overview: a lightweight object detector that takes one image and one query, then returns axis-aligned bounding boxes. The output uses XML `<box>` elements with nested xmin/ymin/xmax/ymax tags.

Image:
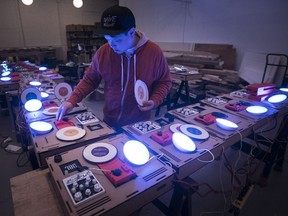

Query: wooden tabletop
<box><xmin>10</xmin><ymin>169</ymin><xmax>64</xmax><ymax>216</ymax></box>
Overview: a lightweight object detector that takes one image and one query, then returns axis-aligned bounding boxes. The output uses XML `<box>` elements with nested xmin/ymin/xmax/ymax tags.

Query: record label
<box><xmin>42</xmin><ymin>107</ymin><xmax>59</xmax><ymax>115</ymax></box>
<box><xmin>180</xmin><ymin>124</ymin><xmax>209</xmax><ymax>140</ymax></box>
<box><xmin>83</xmin><ymin>143</ymin><xmax>117</xmax><ymax>163</ymax></box>
<box><xmin>56</xmin><ymin>126</ymin><xmax>86</xmax><ymax>141</ymax></box>
<box><xmin>134</xmin><ymin>80</ymin><xmax>148</xmax><ymax>106</ymax></box>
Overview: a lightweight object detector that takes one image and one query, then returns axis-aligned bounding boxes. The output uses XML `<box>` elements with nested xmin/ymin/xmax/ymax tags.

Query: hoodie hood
<box><xmin>124</xmin><ymin>30</ymin><xmax>148</xmax><ymax>57</ymax></box>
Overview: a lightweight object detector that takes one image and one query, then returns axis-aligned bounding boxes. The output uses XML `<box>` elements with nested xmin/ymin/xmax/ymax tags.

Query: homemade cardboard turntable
<box><xmin>122</xmin><ymin>115</ymin><xmax>223</xmax><ymax>179</ymax></box>
<box><xmin>46</xmin><ymin>133</ymin><xmax>175</xmax><ymax>216</ymax></box>
<box><xmin>29</xmin><ymin>110</ymin><xmax>117</xmax><ymax>167</ymax></box>
<box><xmin>168</xmin><ymin>103</ymin><xmax>254</xmax><ymax>141</ymax></box>
<box><xmin>24</xmin><ymin>82</ymin><xmax>87</xmax><ymax>122</ymax></box>
<box><xmin>229</xmin><ymin>89</ymin><xmax>288</xmax><ymax>111</ymax></box>
<box><xmin>203</xmin><ymin>93</ymin><xmax>279</xmax><ymax>129</ymax></box>
<box><xmin>25</xmin><ymin>99</ymin><xmax>87</xmax><ymax>122</ymax></box>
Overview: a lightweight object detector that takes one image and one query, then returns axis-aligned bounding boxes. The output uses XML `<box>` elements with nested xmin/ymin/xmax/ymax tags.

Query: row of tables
<box><xmin>5</xmin><ymin>64</ymin><xmax>288</xmax><ymax>216</ymax></box>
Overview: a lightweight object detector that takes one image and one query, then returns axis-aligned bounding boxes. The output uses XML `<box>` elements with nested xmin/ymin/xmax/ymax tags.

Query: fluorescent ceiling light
<box><xmin>22</xmin><ymin>0</ymin><xmax>33</xmax><ymax>6</ymax></box>
<box><xmin>73</xmin><ymin>0</ymin><xmax>83</xmax><ymax>8</ymax></box>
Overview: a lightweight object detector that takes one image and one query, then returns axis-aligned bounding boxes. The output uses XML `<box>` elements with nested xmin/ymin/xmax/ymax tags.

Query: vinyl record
<box><xmin>169</xmin><ymin>123</ymin><xmax>182</xmax><ymax>133</ymax></box>
<box><xmin>42</xmin><ymin>106</ymin><xmax>59</xmax><ymax>116</ymax></box>
<box><xmin>20</xmin><ymin>87</ymin><xmax>42</xmax><ymax>104</ymax></box>
<box><xmin>54</xmin><ymin>82</ymin><xmax>72</xmax><ymax>100</ymax></box>
<box><xmin>45</xmin><ymin>88</ymin><xmax>54</xmax><ymax>94</ymax></box>
<box><xmin>134</xmin><ymin>80</ymin><xmax>148</xmax><ymax>106</ymax></box>
<box><xmin>179</xmin><ymin>124</ymin><xmax>209</xmax><ymax>140</ymax></box>
<box><xmin>56</xmin><ymin>126</ymin><xmax>86</xmax><ymax>141</ymax></box>
<box><xmin>83</xmin><ymin>143</ymin><xmax>117</xmax><ymax>163</ymax></box>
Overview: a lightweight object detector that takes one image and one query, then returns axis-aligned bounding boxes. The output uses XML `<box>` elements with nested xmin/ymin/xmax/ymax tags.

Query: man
<box><xmin>56</xmin><ymin>5</ymin><xmax>171</xmax><ymax>128</ymax></box>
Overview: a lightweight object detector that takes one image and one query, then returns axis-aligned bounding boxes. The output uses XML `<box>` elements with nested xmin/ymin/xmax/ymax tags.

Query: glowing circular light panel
<box><xmin>2</xmin><ymin>71</ymin><xmax>10</xmax><ymax>76</ymax></box>
<box><xmin>268</xmin><ymin>94</ymin><xmax>287</xmax><ymax>103</ymax></box>
<box><xmin>246</xmin><ymin>106</ymin><xmax>268</xmax><ymax>115</ymax></box>
<box><xmin>280</xmin><ymin>88</ymin><xmax>288</xmax><ymax>92</ymax></box>
<box><xmin>39</xmin><ymin>67</ymin><xmax>47</xmax><ymax>71</ymax></box>
<box><xmin>1</xmin><ymin>77</ymin><xmax>11</xmax><ymax>81</ymax></box>
<box><xmin>216</xmin><ymin>118</ymin><xmax>238</xmax><ymax>131</ymax></box>
<box><xmin>22</xmin><ymin>0</ymin><xmax>33</xmax><ymax>6</ymax></box>
<box><xmin>29</xmin><ymin>121</ymin><xmax>52</xmax><ymax>134</ymax></box>
<box><xmin>172</xmin><ymin>132</ymin><xmax>196</xmax><ymax>152</ymax></box>
<box><xmin>24</xmin><ymin>99</ymin><xmax>42</xmax><ymax>112</ymax></box>
<box><xmin>29</xmin><ymin>81</ymin><xmax>41</xmax><ymax>86</ymax></box>
<box><xmin>123</xmin><ymin>140</ymin><xmax>149</xmax><ymax>165</ymax></box>
<box><xmin>41</xmin><ymin>92</ymin><xmax>49</xmax><ymax>99</ymax></box>
<box><xmin>73</xmin><ymin>0</ymin><xmax>83</xmax><ymax>8</ymax></box>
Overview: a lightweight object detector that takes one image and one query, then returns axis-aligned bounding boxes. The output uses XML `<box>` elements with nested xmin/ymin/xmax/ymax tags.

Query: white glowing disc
<box><xmin>54</xmin><ymin>82</ymin><xmax>72</xmax><ymax>100</ymax></box>
<box><xmin>83</xmin><ymin>143</ymin><xmax>117</xmax><ymax>163</ymax></box>
<box><xmin>42</xmin><ymin>107</ymin><xmax>59</xmax><ymax>116</ymax></box>
<box><xmin>29</xmin><ymin>81</ymin><xmax>42</xmax><ymax>87</ymax></box>
<box><xmin>134</xmin><ymin>80</ymin><xmax>149</xmax><ymax>106</ymax></box>
<box><xmin>41</xmin><ymin>92</ymin><xmax>49</xmax><ymax>99</ymax></box>
<box><xmin>169</xmin><ymin>123</ymin><xmax>182</xmax><ymax>133</ymax></box>
<box><xmin>246</xmin><ymin>106</ymin><xmax>268</xmax><ymax>115</ymax></box>
<box><xmin>123</xmin><ymin>140</ymin><xmax>149</xmax><ymax>165</ymax></box>
<box><xmin>216</xmin><ymin>118</ymin><xmax>238</xmax><ymax>131</ymax></box>
<box><xmin>29</xmin><ymin>121</ymin><xmax>53</xmax><ymax>134</ymax></box>
<box><xmin>280</xmin><ymin>88</ymin><xmax>288</xmax><ymax>92</ymax></box>
<box><xmin>39</xmin><ymin>66</ymin><xmax>47</xmax><ymax>71</ymax></box>
<box><xmin>24</xmin><ymin>99</ymin><xmax>42</xmax><ymax>112</ymax></box>
<box><xmin>267</xmin><ymin>94</ymin><xmax>287</xmax><ymax>103</ymax></box>
<box><xmin>172</xmin><ymin>132</ymin><xmax>196</xmax><ymax>152</ymax></box>
<box><xmin>179</xmin><ymin>124</ymin><xmax>209</xmax><ymax>140</ymax></box>
<box><xmin>1</xmin><ymin>77</ymin><xmax>11</xmax><ymax>81</ymax></box>
<box><xmin>2</xmin><ymin>71</ymin><xmax>10</xmax><ymax>76</ymax></box>
<box><xmin>56</xmin><ymin>126</ymin><xmax>86</xmax><ymax>141</ymax></box>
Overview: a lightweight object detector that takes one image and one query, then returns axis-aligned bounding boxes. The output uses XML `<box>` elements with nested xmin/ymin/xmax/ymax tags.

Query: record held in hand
<box><xmin>56</xmin><ymin>126</ymin><xmax>86</xmax><ymax>141</ymax></box>
<box><xmin>54</xmin><ymin>82</ymin><xmax>72</xmax><ymax>100</ymax></box>
<box><xmin>42</xmin><ymin>106</ymin><xmax>59</xmax><ymax>116</ymax></box>
<box><xmin>134</xmin><ymin>80</ymin><xmax>148</xmax><ymax>106</ymax></box>
<box><xmin>179</xmin><ymin>124</ymin><xmax>209</xmax><ymax>140</ymax></box>
<box><xmin>83</xmin><ymin>143</ymin><xmax>117</xmax><ymax>163</ymax></box>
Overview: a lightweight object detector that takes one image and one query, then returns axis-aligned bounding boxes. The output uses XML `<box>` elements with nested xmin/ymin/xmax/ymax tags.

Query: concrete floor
<box><xmin>1</xmin><ymin>93</ymin><xmax>288</xmax><ymax>216</ymax></box>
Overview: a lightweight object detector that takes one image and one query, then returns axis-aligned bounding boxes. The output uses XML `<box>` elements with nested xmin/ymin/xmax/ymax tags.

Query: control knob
<box><xmin>74</xmin><ymin>192</ymin><xmax>83</xmax><ymax>202</ymax></box>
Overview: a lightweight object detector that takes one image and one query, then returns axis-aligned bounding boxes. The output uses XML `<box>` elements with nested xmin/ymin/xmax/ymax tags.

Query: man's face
<box><xmin>104</xmin><ymin>28</ymin><xmax>135</xmax><ymax>54</ymax></box>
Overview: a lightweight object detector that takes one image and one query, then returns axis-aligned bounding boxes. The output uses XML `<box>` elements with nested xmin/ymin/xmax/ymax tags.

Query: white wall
<box><xmin>120</xmin><ymin>0</ymin><xmax>288</xmax><ymax>69</ymax></box>
<box><xmin>0</xmin><ymin>0</ymin><xmax>287</xmax><ymax>68</ymax></box>
<box><xmin>0</xmin><ymin>0</ymin><xmax>117</xmax><ymax>60</ymax></box>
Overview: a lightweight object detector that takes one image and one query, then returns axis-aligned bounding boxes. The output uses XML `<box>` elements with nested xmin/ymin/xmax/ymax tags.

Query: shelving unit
<box><xmin>66</xmin><ymin>24</ymin><xmax>106</xmax><ymax>63</ymax></box>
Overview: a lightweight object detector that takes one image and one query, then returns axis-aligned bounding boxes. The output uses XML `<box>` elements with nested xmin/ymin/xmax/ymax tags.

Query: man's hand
<box><xmin>138</xmin><ymin>100</ymin><xmax>155</xmax><ymax>111</ymax></box>
<box><xmin>56</xmin><ymin>101</ymin><xmax>74</xmax><ymax>120</ymax></box>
